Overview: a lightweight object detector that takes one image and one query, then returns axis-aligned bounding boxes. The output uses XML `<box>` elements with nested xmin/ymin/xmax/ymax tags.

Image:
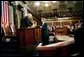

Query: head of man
<box><xmin>41</xmin><ymin>17</ymin><xmax>46</xmax><ymax>24</ymax></box>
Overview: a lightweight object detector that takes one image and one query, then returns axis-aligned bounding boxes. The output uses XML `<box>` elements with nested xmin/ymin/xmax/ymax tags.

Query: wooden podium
<box><xmin>16</xmin><ymin>26</ymin><xmax>41</xmax><ymax>48</ymax></box>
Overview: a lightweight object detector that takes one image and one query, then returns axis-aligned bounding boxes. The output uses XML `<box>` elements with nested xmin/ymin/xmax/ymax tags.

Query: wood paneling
<box><xmin>16</xmin><ymin>27</ymin><xmax>41</xmax><ymax>48</ymax></box>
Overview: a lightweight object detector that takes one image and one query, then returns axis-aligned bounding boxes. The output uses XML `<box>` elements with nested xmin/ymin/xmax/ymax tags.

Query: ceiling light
<box><xmin>34</xmin><ymin>1</ymin><xmax>40</xmax><ymax>7</ymax></box>
<box><xmin>43</xmin><ymin>1</ymin><xmax>50</xmax><ymax>3</ymax></box>
<box><xmin>45</xmin><ymin>3</ymin><xmax>49</xmax><ymax>7</ymax></box>
<box><xmin>52</xmin><ymin>1</ymin><xmax>57</xmax><ymax>3</ymax></box>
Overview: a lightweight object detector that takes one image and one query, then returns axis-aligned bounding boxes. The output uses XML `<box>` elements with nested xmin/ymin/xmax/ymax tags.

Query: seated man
<box><xmin>74</xmin><ymin>22</ymin><xmax>83</xmax><ymax>56</ymax></box>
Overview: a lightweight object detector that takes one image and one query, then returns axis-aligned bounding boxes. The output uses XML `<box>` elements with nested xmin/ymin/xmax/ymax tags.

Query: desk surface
<box><xmin>36</xmin><ymin>35</ymin><xmax>75</xmax><ymax>50</ymax></box>
<box><xmin>56</xmin><ymin>35</ymin><xmax>74</xmax><ymax>42</ymax></box>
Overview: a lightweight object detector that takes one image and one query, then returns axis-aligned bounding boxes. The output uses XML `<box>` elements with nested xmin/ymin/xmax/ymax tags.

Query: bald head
<box><xmin>28</xmin><ymin>13</ymin><xmax>33</xmax><ymax>19</ymax></box>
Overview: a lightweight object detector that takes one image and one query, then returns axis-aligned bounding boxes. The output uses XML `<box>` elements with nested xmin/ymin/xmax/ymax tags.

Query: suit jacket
<box><xmin>74</xmin><ymin>27</ymin><xmax>83</xmax><ymax>53</ymax></box>
<box><xmin>41</xmin><ymin>23</ymin><xmax>49</xmax><ymax>45</ymax></box>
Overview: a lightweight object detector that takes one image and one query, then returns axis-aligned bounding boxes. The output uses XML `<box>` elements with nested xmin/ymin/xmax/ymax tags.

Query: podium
<box><xmin>16</xmin><ymin>27</ymin><xmax>41</xmax><ymax>48</ymax></box>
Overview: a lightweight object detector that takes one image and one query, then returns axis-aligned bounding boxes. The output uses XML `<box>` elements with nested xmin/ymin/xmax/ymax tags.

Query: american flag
<box><xmin>1</xmin><ymin>1</ymin><xmax>9</xmax><ymax>34</ymax></box>
<box><xmin>1</xmin><ymin>1</ymin><xmax>9</xmax><ymax>27</ymax></box>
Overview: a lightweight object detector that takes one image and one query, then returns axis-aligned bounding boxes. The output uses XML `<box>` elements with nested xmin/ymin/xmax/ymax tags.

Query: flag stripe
<box><xmin>1</xmin><ymin>1</ymin><xmax>4</xmax><ymax>23</ymax></box>
<box><xmin>6</xmin><ymin>2</ymin><xmax>8</xmax><ymax>25</ymax></box>
<box><xmin>6</xmin><ymin>2</ymin><xmax>9</xmax><ymax>25</ymax></box>
<box><xmin>3</xmin><ymin>1</ymin><xmax>6</xmax><ymax>23</ymax></box>
<box><xmin>2</xmin><ymin>1</ymin><xmax>9</xmax><ymax>25</ymax></box>
<box><xmin>1</xmin><ymin>1</ymin><xmax>9</xmax><ymax>34</ymax></box>
<box><xmin>5</xmin><ymin>2</ymin><xmax>7</xmax><ymax>24</ymax></box>
<box><xmin>7</xmin><ymin>2</ymin><xmax>9</xmax><ymax>25</ymax></box>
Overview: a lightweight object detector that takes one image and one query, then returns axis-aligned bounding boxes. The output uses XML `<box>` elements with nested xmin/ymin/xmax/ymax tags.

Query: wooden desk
<box><xmin>55</xmin><ymin>35</ymin><xmax>75</xmax><ymax>46</ymax></box>
<box><xmin>55</xmin><ymin>27</ymin><xmax>69</xmax><ymax>35</ymax></box>
<box><xmin>36</xmin><ymin>35</ymin><xmax>75</xmax><ymax>56</ymax></box>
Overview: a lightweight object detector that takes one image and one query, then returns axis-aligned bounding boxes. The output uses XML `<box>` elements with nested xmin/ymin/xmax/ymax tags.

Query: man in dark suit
<box><xmin>74</xmin><ymin>22</ymin><xmax>83</xmax><ymax>56</ymax></box>
<box><xmin>41</xmin><ymin>18</ymin><xmax>49</xmax><ymax>45</ymax></box>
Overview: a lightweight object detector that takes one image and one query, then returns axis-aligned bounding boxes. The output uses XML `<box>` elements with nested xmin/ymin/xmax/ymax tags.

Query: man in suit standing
<box><xmin>41</xmin><ymin>17</ymin><xmax>49</xmax><ymax>45</ymax></box>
